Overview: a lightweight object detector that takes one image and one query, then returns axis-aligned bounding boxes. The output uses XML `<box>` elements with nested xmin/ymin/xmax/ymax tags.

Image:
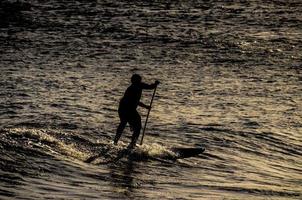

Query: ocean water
<box><xmin>0</xmin><ymin>0</ymin><xmax>302</xmax><ymax>199</ymax></box>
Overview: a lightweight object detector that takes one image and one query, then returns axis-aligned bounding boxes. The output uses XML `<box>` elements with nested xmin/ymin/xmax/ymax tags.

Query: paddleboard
<box><xmin>172</xmin><ymin>147</ymin><xmax>205</xmax><ymax>158</ymax></box>
<box><xmin>85</xmin><ymin>144</ymin><xmax>205</xmax><ymax>164</ymax></box>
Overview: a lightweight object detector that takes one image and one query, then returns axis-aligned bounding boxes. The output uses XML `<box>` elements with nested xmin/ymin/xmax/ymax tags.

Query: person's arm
<box><xmin>138</xmin><ymin>102</ymin><xmax>151</xmax><ymax>110</ymax></box>
<box><xmin>140</xmin><ymin>80</ymin><xmax>160</xmax><ymax>90</ymax></box>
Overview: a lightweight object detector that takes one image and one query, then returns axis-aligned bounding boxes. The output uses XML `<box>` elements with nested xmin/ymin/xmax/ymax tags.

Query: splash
<box><xmin>136</xmin><ymin>143</ymin><xmax>177</xmax><ymax>159</ymax></box>
<box><xmin>84</xmin><ymin>140</ymin><xmax>179</xmax><ymax>164</ymax></box>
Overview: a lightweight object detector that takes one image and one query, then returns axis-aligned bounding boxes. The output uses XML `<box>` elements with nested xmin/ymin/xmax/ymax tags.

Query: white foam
<box><xmin>137</xmin><ymin>143</ymin><xmax>176</xmax><ymax>158</ymax></box>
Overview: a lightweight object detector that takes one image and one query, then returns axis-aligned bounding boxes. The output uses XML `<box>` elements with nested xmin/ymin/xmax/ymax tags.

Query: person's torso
<box><xmin>119</xmin><ymin>84</ymin><xmax>142</xmax><ymax>110</ymax></box>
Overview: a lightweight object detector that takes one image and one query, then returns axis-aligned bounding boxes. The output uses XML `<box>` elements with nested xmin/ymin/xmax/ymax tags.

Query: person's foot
<box><xmin>127</xmin><ymin>142</ymin><xmax>135</xmax><ymax>149</ymax></box>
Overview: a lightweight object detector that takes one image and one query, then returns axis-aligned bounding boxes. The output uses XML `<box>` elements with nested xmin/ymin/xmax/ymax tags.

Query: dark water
<box><xmin>0</xmin><ymin>0</ymin><xmax>302</xmax><ymax>199</ymax></box>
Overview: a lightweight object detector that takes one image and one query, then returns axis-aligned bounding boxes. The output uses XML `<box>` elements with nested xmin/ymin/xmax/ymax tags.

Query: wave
<box><xmin>0</xmin><ymin>128</ymin><xmax>179</xmax><ymax>166</ymax></box>
<box><xmin>0</xmin><ymin>128</ymin><xmax>90</xmax><ymax>160</ymax></box>
<box><xmin>1</xmin><ymin>126</ymin><xmax>301</xmax><ymax>199</ymax></box>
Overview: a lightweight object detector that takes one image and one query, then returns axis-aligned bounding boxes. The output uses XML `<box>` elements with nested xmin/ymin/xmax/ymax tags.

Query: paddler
<box><xmin>113</xmin><ymin>74</ymin><xmax>159</xmax><ymax>148</ymax></box>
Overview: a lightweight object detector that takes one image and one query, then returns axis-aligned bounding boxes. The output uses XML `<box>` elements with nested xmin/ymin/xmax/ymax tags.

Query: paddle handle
<box><xmin>140</xmin><ymin>85</ymin><xmax>157</xmax><ymax>145</ymax></box>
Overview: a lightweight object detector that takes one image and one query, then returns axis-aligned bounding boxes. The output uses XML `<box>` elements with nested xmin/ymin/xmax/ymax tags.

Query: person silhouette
<box><xmin>113</xmin><ymin>74</ymin><xmax>159</xmax><ymax>148</ymax></box>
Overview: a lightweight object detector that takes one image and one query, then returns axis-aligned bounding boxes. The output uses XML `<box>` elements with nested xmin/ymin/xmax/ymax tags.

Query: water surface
<box><xmin>0</xmin><ymin>0</ymin><xmax>301</xmax><ymax>199</ymax></box>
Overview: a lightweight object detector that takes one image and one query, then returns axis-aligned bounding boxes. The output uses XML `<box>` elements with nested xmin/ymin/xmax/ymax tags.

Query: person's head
<box><xmin>131</xmin><ymin>74</ymin><xmax>142</xmax><ymax>84</ymax></box>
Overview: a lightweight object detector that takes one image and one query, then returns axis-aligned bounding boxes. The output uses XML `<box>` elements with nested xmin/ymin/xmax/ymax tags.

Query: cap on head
<box><xmin>131</xmin><ymin>74</ymin><xmax>142</xmax><ymax>84</ymax></box>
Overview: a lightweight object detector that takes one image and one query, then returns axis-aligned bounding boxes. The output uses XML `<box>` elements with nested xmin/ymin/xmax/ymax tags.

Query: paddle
<box><xmin>140</xmin><ymin>85</ymin><xmax>157</xmax><ymax>145</ymax></box>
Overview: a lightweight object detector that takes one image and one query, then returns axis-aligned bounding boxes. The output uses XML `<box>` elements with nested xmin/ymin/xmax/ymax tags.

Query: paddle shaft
<box><xmin>140</xmin><ymin>85</ymin><xmax>157</xmax><ymax>145</ymax></box>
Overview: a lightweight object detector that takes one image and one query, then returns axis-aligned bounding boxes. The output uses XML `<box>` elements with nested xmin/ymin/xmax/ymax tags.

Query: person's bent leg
<box><xmin>129</xmin><ymin>112</ymin><xmax>142</xmax><ymax>148</ymax></box>
<box><xmin>129</xmin><ymin>128</ymin><xmax>140</xmax><ymax>148</ymax></box>
<box><xmin>114</xmin><ymin>120</ymin><xmax>127</xmax><ymax>145</ymax></box>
